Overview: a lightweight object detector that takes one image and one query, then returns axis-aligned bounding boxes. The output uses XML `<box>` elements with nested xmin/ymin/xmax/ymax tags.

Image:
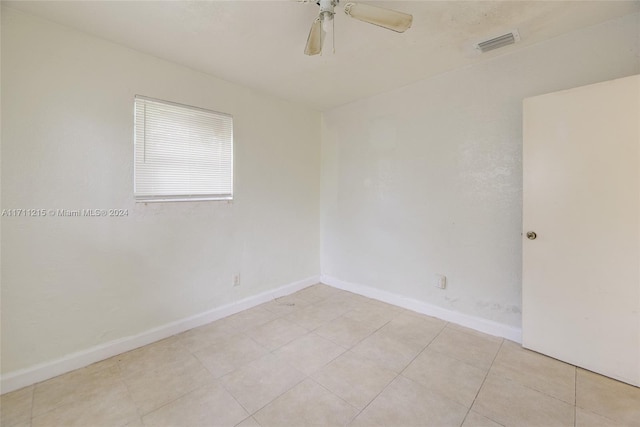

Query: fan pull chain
<box><xmin>320</xmin><ymin>20</ymin><xmax>324</xmax><ymax>56</ymax></box>
<box><xmin>332</xmin><ymin>16</ymin><xmax>335</xmax><ymax>54</ymax></box>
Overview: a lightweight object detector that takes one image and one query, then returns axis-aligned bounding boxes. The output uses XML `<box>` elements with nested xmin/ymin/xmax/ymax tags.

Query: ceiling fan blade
<box><xmin>343</xmin><ymin>2</ymin><xmax>412</xmax><ymax>33</ymax></box>
<box><xmin>304</xmin><ymin>17</ymin><xmax>325</xmax><ymax>56</ymax></box>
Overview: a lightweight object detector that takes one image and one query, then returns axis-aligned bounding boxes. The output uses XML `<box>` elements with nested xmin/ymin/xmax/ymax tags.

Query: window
<box><xmin>134</xmin><ymin>96</ymin><xmax>233</xmax><ymax>202</ymax></box>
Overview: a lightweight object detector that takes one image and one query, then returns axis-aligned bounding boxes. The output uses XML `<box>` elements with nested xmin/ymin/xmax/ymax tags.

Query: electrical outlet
<box><xmin>434</xmin><ymin>274</ymin><xmax>446</xmax><ymax>289</ymax></box>
<box><xmin>233</xmin><ymin>274</ymin><xmax>241</xmax><ymax>287</ymax></box>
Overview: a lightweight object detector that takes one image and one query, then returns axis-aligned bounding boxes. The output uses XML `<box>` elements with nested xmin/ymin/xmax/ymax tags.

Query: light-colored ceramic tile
<box><xmin>220</xmin><ymin>353</ymin><xmax>306</xmax><ymax>414</ymax></box>
<box><xmin>314</xmin><ymin>315</ymin><xmax>379</xmax><ymax>348</ymax></box>
<box><xmin>285</xmin><ymin>301</ymin><xmax>351</xmax><ymax>331</ymax></box>
<box><xmin>472</xmin><ymin>373</ymin><xmax>574</xmax><ymax>427</ymax></box>
<box><xmin>1</xmin><ymin>386</ymin><xmax>33</xmax><ymax>427</ymax></box>
<box><xmin>324</xmin><ymin>292</ymin><xmax>372</xmax><ymax>312</ymax></box>
<box><xmin>282</xmin><ymin>289</ymin><xmax>319</xmax><ymax>304</ymax></box>
<box><xmin>362</xmin><ymin>298</ymin><xmax>404</xmax><ymax>313</ymax></box>
<box><xmin>379</xmin><ymin>312</ymin><xmax>446</xmax><ymax>348</ymax></box>
<box><xmin>124</xmin><ymin>418</ymin><xmax>144</xmax><ymax>427</ymax></box>
<box><xmin>82</xmin><ymin>357</ymin><xmax>120</xmax><ymax>375</ymax></box>
<box><xmin>575</xmin><ymin>408</ymin><xmax>624</xmax><ymax>427</ymax></box>
<box><xmin>32</xmin><ymin>382</ymin><xmax>138</xmax><ymax>427</ymax></box>
<box><xmin>285</xmin><ymin>289</ymin><xmax>325</xmax><ymax>306</ymax></box>
<box><xmin>429</xmin><ymin>327</ymin><xmax>502</xmax><ymax>370</ymax></box>
<box><xmin>462</xmin><ymin>411</ymin><xmax>504</xmax><ymax>427</ymax></box>
<box><xmin>341</xmin><ymin>303</ymin><xmax>398</xmax><ymax>330</ymax></box>
<box><xmin>177</xmin><ymin>320</ymin><xmax>239</xmax><ymax>353</ymax></box>
<box><xmin>124</xmin><ymin>354</ymin><xmax>214</xmax><ymax>415</ymax></box>
<box><xmin>244</xmin><ymin>318</ymin><xmax>308</xmax><ymax>350</ymax></box>
<box><xmin>312</xmin><ymin>351</ymin><xmax>397</xmax><ymax>410</ymax></box>
<box><xmin>263</xmin><ymin>292</ymin><xmax>316</xmax><ymax>315</ymax></box>
<box><xmin>32</xmin><ymin>365</ymin><xmax>122</xmax><ymax>417</ymax></box>
<box><xmin>403</xmin><ymin>348</ymin><xmax>486</xmax><ymax>407</ymax></box>
<box><xmin>293</xmin><ymin>285</ymin><xmax>338</xmax><ymax>304</ymax></box>
<box><xmin>194</xmin><ymin>334</ymin><xmax>269</xmax><ymax>378</ymax></box>
<box><xmin>216</xmin><ymin>307</ymin><xmax>279</xmax><ymax>332</ymax></box>
<box><xmin>491</xmin><ymin>340</ymin><xmax>575</xmax><ymax>404</ymax></box>
<box><xmin>116</xmin><ymin>336</ymin><xmax>191</xmax><ymax>377</ymax></box>
<box><xmin>259</xmin><ymin>299</ymin><xmax>302</xmax><ymax>316</ymax></box>
<box><xmin>235</xmin><ymin>416</ymin><xmax>261</xmax><ymax>427</ymax></box>
<box><xmin>312</xmin><ymin>297</ymin><xmax>358</xmax><ymax>317</ymax></box>
<box><xmin>142</xmin><ymin>382</ymin><xmax>248</xmax><ymax>427</ymax></box>
<box><xmin>254</xmin><ymin>379</ymin><xmax>359</xmax><ymax>427</ymax></box>
<box><xmin>351</xmin><ymin>329</ymin><xmax>424</xmax><ymax>373</ymax></box>
<box><xmin>272</xmin><ymin>333</ymin><xmax>346</xmax><ymax>375</ymax></box>
<box><xmin>576</xmin><ymin>368</ymin><xmax>640</xmax><ymax>426</ymax></box>
<box><xmin>350</xmin><ymin>375</ymin><xmax>468</xmax><ymax>427</ymax></box>
<box><xmin>18</xmin><ymin>292</ymin><xmax>624</xmax><ymax>427</ymax></box>
<box><xmin>446</xmin><ymin>323</ymin><xmax>504</xmax><ymax>344</ymax></box>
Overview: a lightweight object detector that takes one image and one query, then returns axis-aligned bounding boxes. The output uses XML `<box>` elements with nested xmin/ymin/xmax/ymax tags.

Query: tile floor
<box><xmin>1</xmin><ymin>284</ymin><xmax>639</xmax><ymax>427</ymax></box>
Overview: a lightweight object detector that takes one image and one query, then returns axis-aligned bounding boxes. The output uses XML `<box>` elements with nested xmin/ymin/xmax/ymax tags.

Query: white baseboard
<box><xmin>1</xmin><ymin>275</ymin><xmax>320</xmax><ymax>394</ymax></box>
<box><xmin>321</xmin><ymin>275</ymin><xmax>522</xmax><ymax>343</ymax></box>
<box><xmin>1</xmin><ymin>275</ymin><xmax>519</xmax><ymax>394</ymax></box>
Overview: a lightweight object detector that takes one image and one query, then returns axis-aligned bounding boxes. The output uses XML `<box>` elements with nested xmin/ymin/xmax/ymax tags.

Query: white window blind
<box><xmin>134</xmin><ymin>96</ymin><xmax>233</xmax><ymax>202</ymax></box>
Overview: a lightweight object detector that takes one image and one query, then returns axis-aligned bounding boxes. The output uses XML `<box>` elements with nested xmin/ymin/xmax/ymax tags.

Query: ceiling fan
<box><xmin>304</xmin><ymin>0</ymin><xmax>413</xmax><ymax>56</ymax></box>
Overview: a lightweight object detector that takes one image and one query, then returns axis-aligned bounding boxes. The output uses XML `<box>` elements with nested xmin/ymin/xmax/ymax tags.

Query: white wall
<box><xmin>3</xmin><ymin>4</ymin><xmax>639</xmax><ymax>384</ymax></box>
<box><xmin>1</xmin><ymin>8</ymin><xmax>321</xmax><ymax>375</ymax></box>
<box><xmin>321</xmin><ymin>12</ymin><xmax>640</xmax><ymax>328</ymax></box>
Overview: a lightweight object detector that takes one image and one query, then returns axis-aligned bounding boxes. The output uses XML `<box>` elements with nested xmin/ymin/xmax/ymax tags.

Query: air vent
<box><xmin>476</xmin><ymin>30</ymin><xmax>520</xmax><ymax>53</ymax></box>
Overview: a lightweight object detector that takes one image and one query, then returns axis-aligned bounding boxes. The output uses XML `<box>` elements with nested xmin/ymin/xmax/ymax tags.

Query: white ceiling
<box><xmin>5</xmin><ymin>1</ymin><xmax>640</xmax><ymax>111</ymax></box>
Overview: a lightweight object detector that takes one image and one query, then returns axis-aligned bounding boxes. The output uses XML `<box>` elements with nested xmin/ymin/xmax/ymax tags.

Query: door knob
<box><xmin>526</xmin><ymin>231</ymin><xmax>537</xmax><ymax>240</ymax></box>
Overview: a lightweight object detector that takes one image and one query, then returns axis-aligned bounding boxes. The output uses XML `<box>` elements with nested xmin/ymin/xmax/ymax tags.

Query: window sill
<box><xmin>135</xmin><ymin>196</ymin><xmax>233</xmax><ymax>203</ymax></box>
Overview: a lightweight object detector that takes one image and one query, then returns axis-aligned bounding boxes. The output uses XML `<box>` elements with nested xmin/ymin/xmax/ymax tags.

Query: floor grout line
<box><xmin>307</xmin><ymin>375</ymin><xmax>362</xmax><ymax>412</ymax></box>
<box><xmin>487</xmin><ymin>364</ymin><xmax>580</xmax><ymax>407</ymax></box>
<box><xmin>459</xmin><ymin>337</ymin><xmax>505</xmax><ymax>427</ymax></box>
<box><xmin>13</xmin><ymin>286</ymin><xmax>638</xmax><ymax>427</ymax></box>
<box><xmin>397</xmin><ymin>321</ymin><xmax>448</xmax><ymax>378</ymax></box>
<box><xmin>114</xmin><ymin>361</ymin><xmax>146</xmax><ymax>423</ymax></box>
<box><xmin>346</xmin><ymin>320</ymin><xmax>449</xmax><ymax>425</ymax></box>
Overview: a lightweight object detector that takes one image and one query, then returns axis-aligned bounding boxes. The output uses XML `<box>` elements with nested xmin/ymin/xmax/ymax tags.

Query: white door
<box><xmin>522</xmin><ymin>75</ymin><xmax>640</xmax><ymax>387</ymax></box>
